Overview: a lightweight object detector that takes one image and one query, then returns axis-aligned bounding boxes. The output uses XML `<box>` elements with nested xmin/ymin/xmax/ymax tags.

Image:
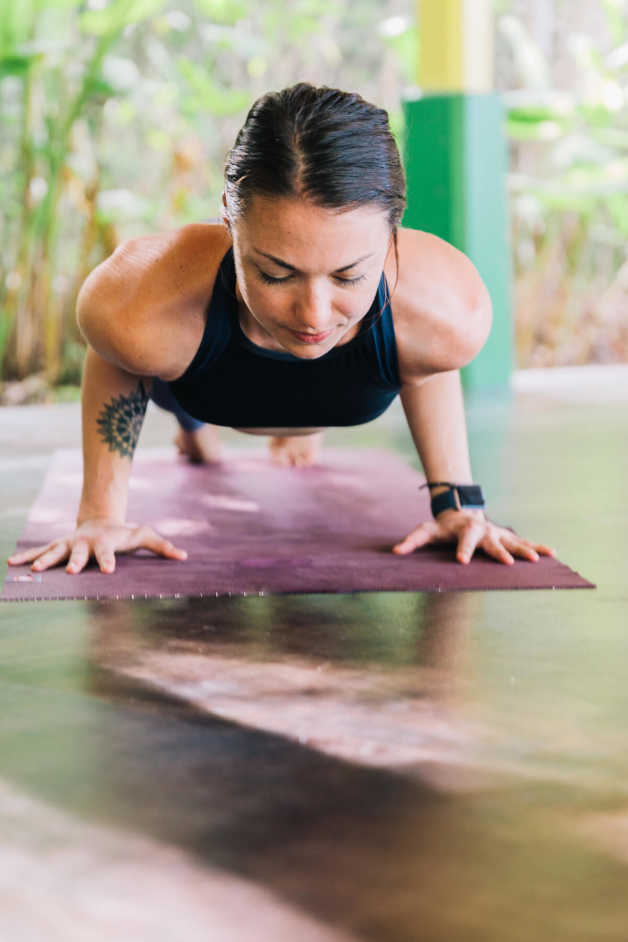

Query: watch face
<box><xmin>457</xmin><ymin>485</ymin><xmax>485</xmax><ymax>507</ymax></box>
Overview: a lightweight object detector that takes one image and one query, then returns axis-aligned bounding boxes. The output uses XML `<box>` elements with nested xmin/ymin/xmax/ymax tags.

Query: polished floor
<box><xmin>1</xmin><ymin>367</ymin><xmax>627</xmax><ymax>941</ymax></box>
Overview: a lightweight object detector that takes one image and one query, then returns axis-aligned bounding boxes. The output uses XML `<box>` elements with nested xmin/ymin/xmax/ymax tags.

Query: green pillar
<box><xmin>402</xmin><ymin>1</ymin><xmax>513</xmax><ymax>391</ymax></box>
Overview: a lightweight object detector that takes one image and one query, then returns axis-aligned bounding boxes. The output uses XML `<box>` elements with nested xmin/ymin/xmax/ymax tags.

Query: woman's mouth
<box><xmin>290</xmin><ymin>329</ymin><xmax>334</xmax><ymax>344</ymax></box>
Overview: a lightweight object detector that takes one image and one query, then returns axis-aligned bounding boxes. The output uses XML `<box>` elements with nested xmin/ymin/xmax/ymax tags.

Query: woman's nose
<box><xmin>293</xmin><ymin>282</ymin><xmax>333</xmax><ymax>331</ymax></box>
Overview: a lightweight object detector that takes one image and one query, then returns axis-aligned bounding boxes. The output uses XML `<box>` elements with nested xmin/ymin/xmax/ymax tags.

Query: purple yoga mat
<box><xmin>2</xmin><ymin>448</ymin><xmax>594</xmax><ymax>601</ymax></box>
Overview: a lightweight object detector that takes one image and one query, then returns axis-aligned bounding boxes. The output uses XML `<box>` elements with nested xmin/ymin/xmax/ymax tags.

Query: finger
<box><xmin>499</xmin><ymin>535</ymin><xmax>539</xmax><ymax>562</ymax></box>
<box><xmin>31</xmin><ymin>541</ymin><xmax>71</xmax><ymax>572</ymax></box>
<box><xmin>8</xmin><ymin>543</ymin><xmax>55</xmax><ymax>566</ymax></box>
<box><xmin>66</xmin><ymin>541</ymin><xmax>92</xmax><ymax>574</ymax></box>
<box><xmin>93</xmin><ymin>542</ymin><xmax>116</xmax><ymax>575</ymax></box>
<box><xmin>502</xmin><ymin>535</ymin><xmax>557</xmax><ymax>561</ymax></box>
<box><xmin>499</xmin><ymin>529</ymin><xmax>556</xmax><ymax>558</ymax></box>
<box><xmin>513</xmin><ymin>545</ymin><xmax>539</xmax><ymax>562</ymax></box>
<box><xmin>146</xmin><ymin>535</ymin><xmax>188</xmax><ymax>560</ymax></box>
<box><xmin>129</xmin><ymin>526</ymin><xmax>188</xmax><ymax>561</ymax></box>
<box><xmin>392</xmin><ymin>522</ymin><xmax>438</xmax><ymax>555</ymax></box>
<box><xmin>456</xmin><ymin>522</ymin><xmax>486</xmax><ymax>565</ymax></box>
<box><xmin>534</xmin><ymin>543</ymin><xmax>556</xmax><ymax>557</ymax></box>
<box><xmin>482</xmin><ymin>536</ymin><xmax>515</xmax><ymax>566</ymax></box>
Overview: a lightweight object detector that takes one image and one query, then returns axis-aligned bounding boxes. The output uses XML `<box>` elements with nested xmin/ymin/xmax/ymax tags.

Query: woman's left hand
<box><xmin>392</xmin><ymin>509</ymin><xmax>556</xmax><ymax>566</ymax></box>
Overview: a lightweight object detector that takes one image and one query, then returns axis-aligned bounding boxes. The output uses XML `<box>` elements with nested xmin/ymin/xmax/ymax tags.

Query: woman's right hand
<box><xmin>7</xmin><ymin>519</ymin><xmax>188</xmax><ymax>575</ymax></box>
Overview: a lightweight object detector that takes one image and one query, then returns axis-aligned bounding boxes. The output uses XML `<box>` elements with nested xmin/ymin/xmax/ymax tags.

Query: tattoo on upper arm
<box><xmin>96</xmin><ymin>380</ymin><xmax>149</xmax><ymax>458</ymax></box>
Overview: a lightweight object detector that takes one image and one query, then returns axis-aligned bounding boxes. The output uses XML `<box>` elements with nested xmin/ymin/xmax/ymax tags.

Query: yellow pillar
<box><xmin>417</xmin><ymin>0</ymin><xmax>493</xmax><ymax>93</ymax></box>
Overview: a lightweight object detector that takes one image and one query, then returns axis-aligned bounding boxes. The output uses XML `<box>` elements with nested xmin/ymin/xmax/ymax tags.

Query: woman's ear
<box><xmin>221</xmin><ymin>192</ymin><xmax>231</xmax><ymax>231</ymax></box>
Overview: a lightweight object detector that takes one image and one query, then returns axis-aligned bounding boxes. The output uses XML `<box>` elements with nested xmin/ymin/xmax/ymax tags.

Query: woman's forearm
<box><xmin>399</xmin><ymin>370</ymin><xmax>474</xmax><ymax>492</ymax></box>
<box><xmin>78</xmin><ymin>346</ymin><xmax>149</xmax><ymax>524</ymax></box>
<box><xmin>8</xmin><ymin>345</ymin><xmax>186</xmax><ymax>575</ymax></box>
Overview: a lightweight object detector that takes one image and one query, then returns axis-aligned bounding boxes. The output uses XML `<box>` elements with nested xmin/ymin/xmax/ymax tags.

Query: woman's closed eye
<box><xmin>258</xmin><ymin>271</ymin><xmax>367</xmax><ymax>287</ymax></box>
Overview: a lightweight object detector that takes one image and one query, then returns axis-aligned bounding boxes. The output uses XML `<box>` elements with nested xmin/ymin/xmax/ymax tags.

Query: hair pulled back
<box><xmin>224</xmin><ymin>82</ymin><xmax>406</xmax><ymax>229</ymax></box>
<box><xmin>223</xmin><ymin>84</ymin><xmax>406</xmax><ymax>320</ymax></box>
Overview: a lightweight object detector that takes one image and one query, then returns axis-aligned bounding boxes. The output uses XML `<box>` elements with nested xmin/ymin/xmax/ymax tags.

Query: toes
<box><xmin>268</xmin><ymin>435</ymin><xmax>321</xmax><ymax>468</ymax></box>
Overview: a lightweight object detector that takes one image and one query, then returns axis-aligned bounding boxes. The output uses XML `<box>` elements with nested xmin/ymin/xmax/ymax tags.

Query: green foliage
<box><xmin>193</xmin><ymin>0</ymin><xmax>248</xmax><ymax>26</ymax></box>
<box><xmin>176</xmin><ymin>59</ymin><xmax>249</xmax><ymax>116</ymax></box>
<box><xmin>0</xmin><ymin>54</ymin><xmax>39</xmax><ymax>77</ymax></box>
<box><xmin>79</xmin><ymin>0</ymin><xmax>166</xmax><ymax>36</ymax></box>
<box><xmin>500</xmin><ymin>2</ymin><xmax>628</xmax><ymax>365</ymax></box>
<box><xmin>380</xmin><ymin>20</ymin><xmax>418</xmax><ymax>83</ymax></box>
<box><xmin>0</xmin><ymin>310</ymin><xmax>13</xmax><ymax>374</ymax></box>
<box><xmin>1</xmin><ymin>0</ymin><xmax>413</xmax><ymax>383</ymax></box>
<box><xmin>56</xmin><ymin>340</ymin><xmax>86</xmax><ymax>387</ymax></box>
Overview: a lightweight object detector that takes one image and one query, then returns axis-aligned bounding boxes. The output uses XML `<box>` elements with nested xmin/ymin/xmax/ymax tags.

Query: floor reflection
<box><xmin>2</xmin><ymin>622</ymin><xmax>627</xmax><ymax>942</ymax></box>
<box><xmin>85</xmin><ymin>594</ymin><xmax>491</xmax><ymax>776</ymax></box>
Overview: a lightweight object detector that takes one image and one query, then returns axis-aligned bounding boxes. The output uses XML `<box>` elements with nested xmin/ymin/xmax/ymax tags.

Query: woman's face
<box><xmin>226</xmin><ymin>194</ymin><xmax>393</xmax><ymax>358</ymax></box>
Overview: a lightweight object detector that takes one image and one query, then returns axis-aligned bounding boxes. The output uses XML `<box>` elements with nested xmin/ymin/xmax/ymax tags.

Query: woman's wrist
<box><xmin>76</xmin><ymin>512</ymin><xmax>125</xmax><ymax>527</ymax></box>
<box><xmin>77</xmin><ymin>494</ymin><xmax>126</xmax><ymax>526</ymax></box>
<box><xmin>421</xmin><ymin>481</ymin><xmax>485</xmax><ymax>518</ymax></box>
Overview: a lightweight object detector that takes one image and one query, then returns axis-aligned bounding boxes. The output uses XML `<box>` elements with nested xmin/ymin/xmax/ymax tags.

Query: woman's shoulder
<box><xmin>78</xmin><ymin>222</ymin><xmax>232</xmax><ymax>380</ymax></box>
<box><xmin>388</xmin><ymin>227</ymin><xmax>492</xmax><ymax>383</ymax></box>
<box><xmin>110</xmin><ymin>221</ymin><xmax>233</xmax><ymax>335</ymax></box>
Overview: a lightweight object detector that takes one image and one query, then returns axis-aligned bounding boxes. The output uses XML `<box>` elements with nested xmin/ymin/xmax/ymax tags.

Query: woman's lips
<box><xmin>291</xmin><ymin>329</ymin><xmax>333</xmax><ymax>344</ymax></box>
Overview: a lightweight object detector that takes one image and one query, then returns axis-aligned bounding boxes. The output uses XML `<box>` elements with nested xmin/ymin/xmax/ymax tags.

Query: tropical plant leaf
<box><xmin>192</xmin><ymin>0</ymin><xmax>247</xmax><ymax>27</ymax></box>
<box><xmin>177</xmin><ymin>58</ymin><xmax>249</xmax><ymax>116</ymax></box>
<box><xmin>79</xmin><ymin>0</ymin><xmax>166</xmax><ymax>37</ymax></box>
<box><xmin>0</xmin><ymin>54</ymin><xmax>36</xmax><ymax>77</ymax></box>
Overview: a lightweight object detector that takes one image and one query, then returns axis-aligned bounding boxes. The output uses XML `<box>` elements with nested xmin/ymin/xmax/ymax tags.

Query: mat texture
<box><xmin>2</xmin><ymin>448</ymin><xmax>594</xmax><ymax>601</ymax></box>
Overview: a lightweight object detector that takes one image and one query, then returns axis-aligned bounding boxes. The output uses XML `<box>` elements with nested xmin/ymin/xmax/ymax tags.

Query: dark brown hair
<box><xmin>224</xmin><ymin>83</ymin><xmax>406</xmax><ymax>318</ymax></box>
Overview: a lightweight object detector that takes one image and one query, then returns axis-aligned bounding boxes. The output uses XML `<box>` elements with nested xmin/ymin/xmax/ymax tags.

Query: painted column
<box><xmin>402</xmin><ymin>0</ymin><xmax>512</xmax><ymax>391</ymax></box>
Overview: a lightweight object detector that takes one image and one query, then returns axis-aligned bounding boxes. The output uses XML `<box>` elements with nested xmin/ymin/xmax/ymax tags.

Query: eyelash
<box><xmin>258</xmin><ymin>271</ymin><xmax>367</xmax><ymax>287</ymax></box>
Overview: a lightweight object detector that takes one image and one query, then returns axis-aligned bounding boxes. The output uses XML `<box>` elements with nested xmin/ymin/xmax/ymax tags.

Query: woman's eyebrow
<box><xmin>253</xmin><ymin>249</ymin><xmax>374</xmax><ymax>273</ymax></box>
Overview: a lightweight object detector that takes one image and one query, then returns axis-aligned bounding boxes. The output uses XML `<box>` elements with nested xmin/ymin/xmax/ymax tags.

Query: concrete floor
<box><xmin>1</xmin><ymin>367</ymin><xmax>627</xmax><ymax>941</ymax></box>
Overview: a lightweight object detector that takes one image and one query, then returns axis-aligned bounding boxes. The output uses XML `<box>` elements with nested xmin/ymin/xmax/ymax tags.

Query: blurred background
<box><xmin>0</xmin><ymin>0</ymin><xmax>626</xmax><ymax>401</ymax></box>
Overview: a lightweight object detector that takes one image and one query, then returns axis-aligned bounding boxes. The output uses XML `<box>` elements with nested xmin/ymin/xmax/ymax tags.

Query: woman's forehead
<box><xmin>242</xmin><ymin>192</ymin><xmax>387</xmax><ymax>222</ymax></box>
<box><xmin>237</xmin><ymin>195</ymin><xmax>390</xmax><ymax>256</ymax></box>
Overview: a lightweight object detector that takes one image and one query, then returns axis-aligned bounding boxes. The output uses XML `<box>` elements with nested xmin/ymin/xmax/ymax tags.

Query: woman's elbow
<box><xmin>471</xmin><ymin>290</ymin><xmax>493</xmax><ymax>357</ymax></box>
<box><xmin>450</xmin><ymin>294</ymin><xmax>493</xmax><ymax>371</ymax></box>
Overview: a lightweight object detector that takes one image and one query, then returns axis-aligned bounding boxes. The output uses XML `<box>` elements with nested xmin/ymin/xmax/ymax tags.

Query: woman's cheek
<box><xmin>242</xmin><ymin>284</ymin><xmax>288</xmax><ymax>330</ymax></box>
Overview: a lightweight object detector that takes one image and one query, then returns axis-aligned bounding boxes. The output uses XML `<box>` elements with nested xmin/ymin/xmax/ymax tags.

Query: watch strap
<box><xmin>422</xmin><ymin>483</ymin><xmax>486</xmax><ymax>518</ymax></box>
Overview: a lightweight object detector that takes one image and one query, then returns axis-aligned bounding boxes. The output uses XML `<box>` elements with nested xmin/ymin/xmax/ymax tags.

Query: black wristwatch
<box><xmin>420</xmin><ymin>482</ymin><xmax>486</xmax><ymax>518</ymax></box>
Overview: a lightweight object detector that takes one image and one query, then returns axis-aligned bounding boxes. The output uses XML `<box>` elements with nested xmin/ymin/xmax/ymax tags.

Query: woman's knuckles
<box><xmin>135</xmin><ymin>524</ymin><xmax>156</xmax><ymax>541</ymax></box>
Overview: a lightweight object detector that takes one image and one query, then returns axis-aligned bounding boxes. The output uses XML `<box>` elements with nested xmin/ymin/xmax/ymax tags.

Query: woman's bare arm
<box><xmin>7</xmin><ymin>346</ymin><xmax>187</xmax><ymax>573</ymax></box>
<box><xmin>78</xmin><ymin>345</ymin><xmax>150</xmax><ymax>524</ymax></box>
<box><xmin>8</xmin><ymin>225</ymin><xmax>229</xmax><ymax>574</ymax></box>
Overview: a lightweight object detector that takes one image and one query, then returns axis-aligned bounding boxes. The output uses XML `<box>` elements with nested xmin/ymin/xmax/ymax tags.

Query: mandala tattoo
<box><xmin>96</xmin><ymin>380</ymin><xmax>149</xmax><ymax>458</ymax></box>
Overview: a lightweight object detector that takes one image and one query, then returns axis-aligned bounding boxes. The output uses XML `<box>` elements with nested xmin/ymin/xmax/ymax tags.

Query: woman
<box><xmin>8</xmin><ymin>83</ymin><xmax>554</xmax><ymax>575</ymax></box>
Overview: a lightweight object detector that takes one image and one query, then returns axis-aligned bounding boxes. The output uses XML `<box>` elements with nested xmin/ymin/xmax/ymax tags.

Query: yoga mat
<box><xmin>2</xmin><ymin>448</ymin><xmax>594</xmax><ymax>601</ymax></box>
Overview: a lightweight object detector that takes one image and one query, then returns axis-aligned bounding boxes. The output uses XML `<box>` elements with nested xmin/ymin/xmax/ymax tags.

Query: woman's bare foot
<box><xmin>175</xmin><ymin>425</ymin><xmax>223</xmax><ymax>464</ymax></box>
<box><xmin>268</xmin><ymin>432</ymin><xmax>323</xmax><ymax>467</ymax></box>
